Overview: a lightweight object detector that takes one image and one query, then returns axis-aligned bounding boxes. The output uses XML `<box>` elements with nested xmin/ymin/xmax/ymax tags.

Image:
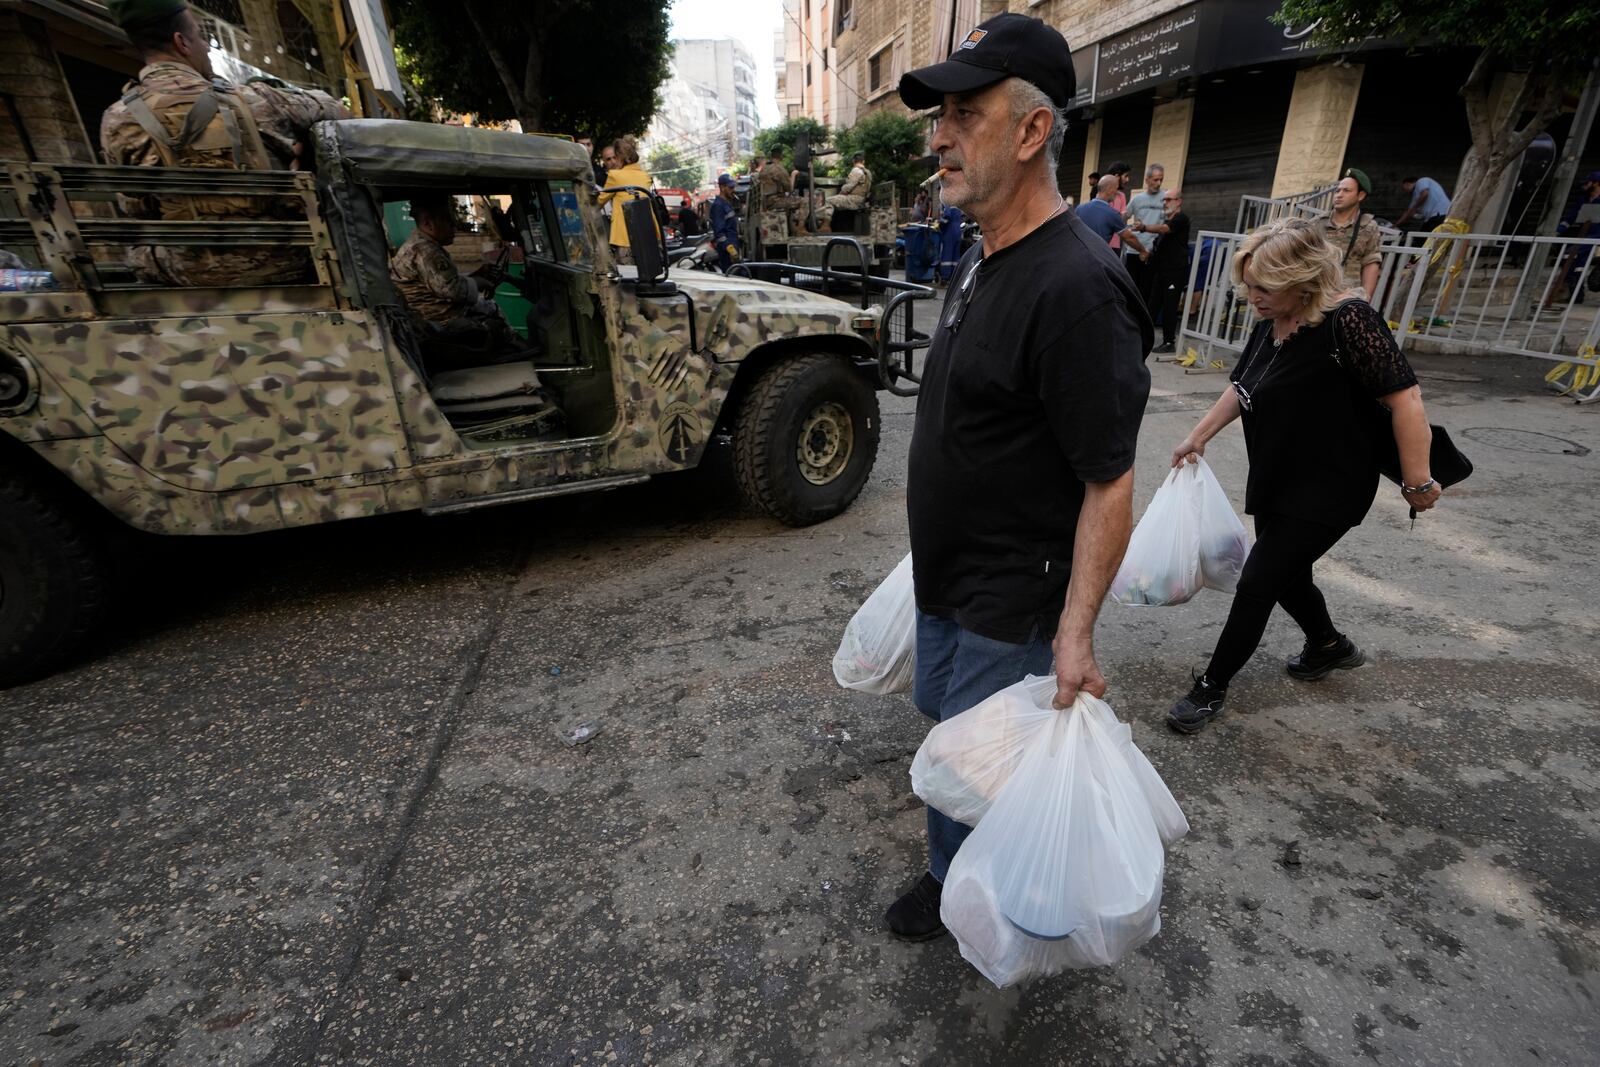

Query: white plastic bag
<box><xmin>933</xmin><ymin>678</ymin><xmax>1188</xmax><ymax>987</ymax></box>
<box><xmin>1111</xmin><ymin>457</ymin><xmax>1248</xmax><ymax>605</ymax></box>
<box><xmin>913</xmin><ymin>676</ymin><xmax>1188</xmax><ymax>838</ymax></box>
<box><xmin>832</xmin><ymin>553</ymin><xmax>915</xmax><ymax>694</ymax></box>
<box><xmin>1193</xmin><ymin>459</ymin><xmax>1250</xmax><ymax>593</ymax></box>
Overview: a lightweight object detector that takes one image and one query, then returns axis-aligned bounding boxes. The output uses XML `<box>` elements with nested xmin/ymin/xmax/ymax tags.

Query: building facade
<box><xmin>642</xmin><ymin>58</ymin><xmax>732</xmax><ymax>188</ymax></box>
<box><xmin>674</xmin><ymin>38</ymin><xmax>761</xmax><ymax>163</ymax></box>
<box><xmin>826</xmin><ymin>0</ymin><xmax>1599</xmax><ymax>235</ymax></box>
<box><xmin>779</xmin><ymin>0</ymin><xmax>845</xmax><ymax>128</ymax></box>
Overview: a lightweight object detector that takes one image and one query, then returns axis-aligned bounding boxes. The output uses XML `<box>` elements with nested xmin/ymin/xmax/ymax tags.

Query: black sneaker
<box><xmin>884</xmin><ymin>872</ymin><xmax>947</xmax><ymax>941</ymax></box>
<box><xmin>1167</xmin><ymin>674</ymin><xmax>1227</xmax><ymax>734</ymax></box>
<box><xmin>1151</xmin><ymin>340</ymin><xmax>1176</xmax><ymax>354</ymax></box>
<box><xmin>1286</xmin><ymin>635</ymin><xmax>1366</xmax><ymax>680</ymax></box>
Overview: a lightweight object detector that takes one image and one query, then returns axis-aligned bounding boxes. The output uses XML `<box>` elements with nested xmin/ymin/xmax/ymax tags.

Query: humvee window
<box><xmin>547</xmin><ymin>181</ymin><xmax>592</xmax><ymax>268</ymax></box>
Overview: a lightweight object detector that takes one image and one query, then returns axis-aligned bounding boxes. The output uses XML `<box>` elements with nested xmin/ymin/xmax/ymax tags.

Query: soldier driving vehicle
<box><xmin>0</xmin><ymin>121</ymin><xmax>928</xmax><ymax>685</ymax></box>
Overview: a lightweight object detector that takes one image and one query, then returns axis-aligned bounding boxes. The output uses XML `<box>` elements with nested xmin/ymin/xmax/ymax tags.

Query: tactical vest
<box><xmin>117</xmin><ymin>77</ymin><xmax>276</xmax><ymax>220</ymax></box>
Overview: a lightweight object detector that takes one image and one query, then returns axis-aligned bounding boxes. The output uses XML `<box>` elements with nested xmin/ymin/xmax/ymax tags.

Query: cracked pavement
<box><xmin>2</xmin><ymin>342</ymin><xmax>1597</xmax><ymax>1066</ymax></box>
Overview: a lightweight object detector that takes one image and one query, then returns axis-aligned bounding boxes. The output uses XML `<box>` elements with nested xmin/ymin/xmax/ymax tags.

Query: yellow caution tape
<box><xmin>1210</xmin><ymin>359</ymin><xmax>1226</xmax><ymax>370</ymax></box>
<box><xmin>1546</xmin><ymin>362</ymin><xmax>1574</xmax><ymax>384</ymax></box>
<box><xmin>1178</xmin><ymin>349</ymin><xmax>1199</xmax><ymax>367</ymax></box>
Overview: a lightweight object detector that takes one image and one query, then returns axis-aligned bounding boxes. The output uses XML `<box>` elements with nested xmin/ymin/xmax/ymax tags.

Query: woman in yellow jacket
<box><xmin>596</xmin><ymin>136</ymin><xmax>653</xmax><ymax>265</ymax></box>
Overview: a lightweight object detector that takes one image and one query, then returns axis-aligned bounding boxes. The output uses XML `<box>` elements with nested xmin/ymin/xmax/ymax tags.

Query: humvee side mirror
<box><xmin>622</xmin><ymin>196</ymin><xmax>675</xmax><ymax>296</ymax></box>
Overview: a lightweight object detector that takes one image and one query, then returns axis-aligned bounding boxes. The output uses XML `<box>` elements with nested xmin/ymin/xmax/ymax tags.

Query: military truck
<box><xmin>0</xmin><ymin>120</ymin><xmax>926</xmax><ymax>685</ymax></box>
<box><xmin>748</xmin><ymin>178</ymin><xmax>900</xmax><ymax>275</ymax></box>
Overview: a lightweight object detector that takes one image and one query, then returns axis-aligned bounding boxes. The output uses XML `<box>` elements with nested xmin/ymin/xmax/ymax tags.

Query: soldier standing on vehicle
<box><xmin>818</xmin><ymin>151</ymin><xmax>873</xmax><ymax>231</ymax></box>
<box><xmin>99</xmin><ymin>0</ymin><xmax>348</xmax><ymax>287</ymax></box>
<box><xmin>883</xmin><ymin>12</ymin><xmax>1152</xmax><ymax>942</ymax></box>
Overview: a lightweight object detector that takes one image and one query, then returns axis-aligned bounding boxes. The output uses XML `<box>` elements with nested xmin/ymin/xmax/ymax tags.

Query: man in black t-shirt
<box><xmin>1147</xmin><ymin>188</ymin><xmax>1192</xmax><ymax>353</ymax></box>
<box><xmin>883</xmin><ymin>13</ymin><xmax>1153</xmax><ymax>942</ymax></box>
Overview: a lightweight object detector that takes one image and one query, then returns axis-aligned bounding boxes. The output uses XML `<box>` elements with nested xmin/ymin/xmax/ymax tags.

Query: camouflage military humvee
<box><xmin>0</xmin><ymin>120</ymin><xmax>923</xmax><ymax>685</ymax></box>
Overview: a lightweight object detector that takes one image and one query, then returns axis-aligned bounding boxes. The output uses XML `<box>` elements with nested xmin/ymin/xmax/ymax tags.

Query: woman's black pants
<box><xmin>1204</xmin><ymin>512</ymin><xmax>1350</xmax><ymax>687</ymax></box>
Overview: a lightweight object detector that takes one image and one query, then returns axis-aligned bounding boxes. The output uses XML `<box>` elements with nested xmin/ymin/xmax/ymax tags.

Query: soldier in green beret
<box><xmin>99</xmin><ymin>0</ymin><xmax>349</xmax><ymax>287</ymax></box>
<box><xmin>1318</xmin><ymin>166</ymin><xmax>1383</xmax><ymax>302</ymax></box>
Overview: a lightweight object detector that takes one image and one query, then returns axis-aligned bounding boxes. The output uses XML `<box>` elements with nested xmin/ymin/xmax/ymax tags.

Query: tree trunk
<box><xmin>1450</xmin><ymin>52</ymin><xmax>1565</xmax><ymax>229</ymax></box>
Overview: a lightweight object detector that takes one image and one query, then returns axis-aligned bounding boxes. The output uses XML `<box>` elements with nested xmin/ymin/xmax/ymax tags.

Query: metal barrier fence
<box><xmin>1234</xmin><ymin>184</ymin><xmax>1338</xmax><ymax>232</ymax></box>
<box><xmin>1177</xmin><ymin>228</ymin><xmax>1600</xmax><ymax>402</ymax></box>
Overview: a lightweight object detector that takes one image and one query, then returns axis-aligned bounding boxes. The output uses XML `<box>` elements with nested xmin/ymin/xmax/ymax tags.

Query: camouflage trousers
<box><xmin>130</xmin><ymin>245</ymin><xmax>312</xmax><ymax>287</ymax></box>
<box><xmin>817</xmin><ymin>194</ymin><xmax>866</xmax><ymax>227</ymax></box>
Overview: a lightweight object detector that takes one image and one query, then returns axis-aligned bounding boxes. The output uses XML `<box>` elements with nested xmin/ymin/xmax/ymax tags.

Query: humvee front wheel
<box><xmin>0</xmin><ymin>474</ymin><xmax>111</xmax><ymax>687</ymax></box>
<box><xmin>733</xmin><ymin>353</ymin><xmax>880</xmax><ymax>526</ymax></box>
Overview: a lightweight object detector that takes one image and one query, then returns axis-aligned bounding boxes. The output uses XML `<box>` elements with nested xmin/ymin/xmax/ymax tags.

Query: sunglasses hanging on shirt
<box><xmin>943</xmin><ymin>259</ymin><xmax>982</xmax><ymax>333</ymax></box>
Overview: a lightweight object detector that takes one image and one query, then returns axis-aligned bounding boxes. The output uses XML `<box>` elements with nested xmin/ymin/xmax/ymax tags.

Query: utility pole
<box><xmin>1535</xmin><ymin>63</ymin><xmax>1600</xmax><ymax>238</ymax></box>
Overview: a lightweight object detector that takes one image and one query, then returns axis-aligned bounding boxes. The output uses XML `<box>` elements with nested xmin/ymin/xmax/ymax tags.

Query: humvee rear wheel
<box><xmin>733</xmin><ymin>353</ymin><xmax>880</xmax><ymax>526</ymax></box>
<box><xmin>0</xmin><ymin>475</ymin><xmax>111</xmax><ymax>687</ymax></box>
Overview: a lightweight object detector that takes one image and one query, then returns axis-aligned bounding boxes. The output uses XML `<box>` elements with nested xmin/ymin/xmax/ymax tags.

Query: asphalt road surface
<box><xmin>3</xmin><ymin>335</ymin><xmax>1598</xmax><ymax>1066</ymax></box>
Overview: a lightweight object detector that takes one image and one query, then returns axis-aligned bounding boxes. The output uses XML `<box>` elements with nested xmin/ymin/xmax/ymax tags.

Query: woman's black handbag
<box><xmin>1331</xmin><ymin>302</ymin><xmax>1474</xmax><ymax>491</ymax></box>
<box><xmin>1374</xmin><ymin>422</ymin><xmax>1473</xmax><ymax>488</ymax></box>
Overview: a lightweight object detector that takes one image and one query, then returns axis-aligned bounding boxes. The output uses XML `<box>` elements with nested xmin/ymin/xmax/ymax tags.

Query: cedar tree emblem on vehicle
<box><xmin>659</xmin><ymin>401</ymin><xmax>703</xmax><ymax>464</ymax></box>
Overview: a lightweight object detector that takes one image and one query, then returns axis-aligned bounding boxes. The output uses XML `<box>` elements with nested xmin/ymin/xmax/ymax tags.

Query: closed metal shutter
<box><xmin>1341</xmin><ymin>51</ymin><xmax>1475</xmax><ymax>224</ymax></box>
<box><xmin>1183</xmin><ymin>68</ymin><xmax>1296</xmax><ymax>234</ymax></box>
<box><xmin>1057</xmin><ymin>120</ymin><xmax>1089</xmax><ymax>202</ymax></box>
<box><xmin>1096</xmin><ymin>97</ymin><xmax>1152</xmax><ymax>184</ymax></box>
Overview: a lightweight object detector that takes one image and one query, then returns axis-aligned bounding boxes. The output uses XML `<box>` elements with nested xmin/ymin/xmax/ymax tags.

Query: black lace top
<box><xmin>1229</xmin><ymin>299</ymin><xmax>1418</xmax><ymax>526</ymax></box>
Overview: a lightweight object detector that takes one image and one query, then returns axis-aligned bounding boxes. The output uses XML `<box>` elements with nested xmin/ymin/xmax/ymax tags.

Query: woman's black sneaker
<box><xmin>884</xmin><ymin>872</ymin><xmax>947</xmax><ymax>941</ymax></box>
<box><xmin>1167</xmin><ymin>675</ymin><xmax>1228</xmax><ymax>734</ymax></box>
<box><xmin>1286</xmin><ymin>635</ymin><xmax>1365</xmax><ymax>680</ymax></box>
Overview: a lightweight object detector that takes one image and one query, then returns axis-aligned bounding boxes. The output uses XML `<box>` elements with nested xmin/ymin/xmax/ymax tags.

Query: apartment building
<box><xmin>674</xmin><ymin>38</ymin><xmax>761</xmax><ymax>162</ymax></box>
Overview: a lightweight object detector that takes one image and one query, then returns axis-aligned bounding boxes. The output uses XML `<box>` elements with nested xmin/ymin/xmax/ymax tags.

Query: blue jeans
<box><xmin>913</xmin><ymin>610</ymin><xmax>1053</xmax><ymax>882</ymax></box>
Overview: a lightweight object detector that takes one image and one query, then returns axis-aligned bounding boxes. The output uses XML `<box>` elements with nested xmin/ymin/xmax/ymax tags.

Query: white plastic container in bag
<box><xmin>1111</xmin><ymin>457</ymin><xmax>1249</xmax><ymax>606</ymax></box>
<box><xmin>832</xmin><ymin>553</ymin><xmax>915</xmax><ymax>694</ymax></box>
<box><xmin>930</xmin><ymin>677</ymin><xmax>1189</xmax><ymax>987</ymax></box>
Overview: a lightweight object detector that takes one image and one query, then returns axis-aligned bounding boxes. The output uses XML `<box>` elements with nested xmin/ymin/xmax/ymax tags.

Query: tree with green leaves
<box><xmin>1274</xmin><ymin>1</ymin><xmax>1600</xmax><ymax>228</ymax></box>
<box><xmin>646</xmin><ymin>146</ymin><xmax>707</xmax><ymax>192</ymax></box>
<box><xmin>832</xmin><ymin>111</ymin><xmax>930</xmax><ymax>196</ymax></box>
<box><xmin>753</xmin><ymin>117</ymin><xmax>830</xmax><ymax>166</ymax></box>
<box><xmin>390</xmin><ymin>0</ymin><xmax>671</xmax><ymax>141</ymax></box>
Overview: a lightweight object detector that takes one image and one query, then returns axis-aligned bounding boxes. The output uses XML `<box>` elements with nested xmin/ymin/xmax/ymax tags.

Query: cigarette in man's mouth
<box><xmin>921</xmin><ymin>167</ymin><xmax>949</xmax><ymax>188</ymax></box>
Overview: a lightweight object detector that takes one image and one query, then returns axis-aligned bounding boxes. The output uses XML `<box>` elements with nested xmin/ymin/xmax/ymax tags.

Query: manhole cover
<box><xmin>1459</xmin><ymin>427</ymin><xmax>1591</xmax><ymax>456</ymax></box>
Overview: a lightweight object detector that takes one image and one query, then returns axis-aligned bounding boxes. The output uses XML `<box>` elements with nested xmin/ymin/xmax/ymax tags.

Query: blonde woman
<box><xmin>1165</xmin><ymin>217</ymin><xmax>1441</xmax><ymax>734</ymax></box>
<box><xmin>596</xmin><ymin>135</ymin><xmax>652</xmax><ymax>265</ymax></box>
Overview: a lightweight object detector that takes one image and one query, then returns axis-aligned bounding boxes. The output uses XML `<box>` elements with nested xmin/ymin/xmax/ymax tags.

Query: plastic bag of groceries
<box><xmin>1192</xmin><ymin>458</ymin><xmax>1250</xmax><ymax>593</ymax></box>
<box><xmin>832</xmin><ymin>553</ymin><xmax>915</xmax><ymax>694</ymax></box>
<box><xmin>1111</xmin><ymin>457</ymin><xmax>1248</xmax><ymax>605</ymax></box>
<box><xmin>932</xmin><ymin>678</ymin><xmax>1188</xmax><ymax>987</ymax></box>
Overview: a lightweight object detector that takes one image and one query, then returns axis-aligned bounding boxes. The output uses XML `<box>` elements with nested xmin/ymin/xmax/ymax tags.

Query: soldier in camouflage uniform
<box><xmin>390</xmin><ymin>194</ymin><xmax>552</xmax><ymax>387</ymax></box>
<box><xmin>390</xmin><ymin>195</ymin><xmax>507</xmax><ymax>326</ymax></box>
<box><xmin>818</xmin><ymin>152</ymin><xmax>873</xmax><ymax>231</ymax></box>
<box><xmin>98</xmin><ymin>0</ymin><xmax>348</xmax><ymax>287</ymax></box>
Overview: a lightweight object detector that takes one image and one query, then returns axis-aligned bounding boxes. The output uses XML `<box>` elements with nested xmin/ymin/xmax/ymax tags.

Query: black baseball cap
<box><xmin>898</xmin><ymin>13</ymin><xmax>1076</xmax><ymax>111</ymax></box>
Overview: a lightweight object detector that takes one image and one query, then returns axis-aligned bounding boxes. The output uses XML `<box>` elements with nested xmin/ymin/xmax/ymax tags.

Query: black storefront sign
<box><xmin>1095</xmin><ymin>5</ymin><xmax>1202</xmax><ymax>103</ymax></box>
<box><xmin>1084</xmin><ymin>0</ymin><xmax>1388</xmax><ymax>106</ymax></box>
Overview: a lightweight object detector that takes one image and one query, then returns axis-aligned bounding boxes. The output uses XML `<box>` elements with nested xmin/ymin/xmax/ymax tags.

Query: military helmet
<box><xmin>107</xmin><ymin>0</ymin><xmax>189</xmax><ymax>30</ymax></box>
